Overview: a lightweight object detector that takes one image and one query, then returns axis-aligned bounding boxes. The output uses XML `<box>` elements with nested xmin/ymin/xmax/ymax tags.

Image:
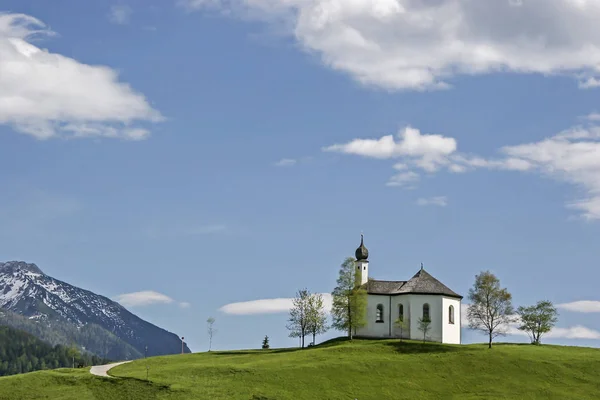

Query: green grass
<box><xmin>1</xmin><ymin>338</ymin><xmax>600</xmax><ymax>399</ymax></box>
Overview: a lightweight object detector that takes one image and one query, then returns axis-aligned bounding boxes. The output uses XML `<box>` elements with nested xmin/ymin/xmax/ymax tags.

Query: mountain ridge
<box><xmin>0</xmin><ymin>261</ymin><xmax>191</xmax><ymax>358</ymax></box>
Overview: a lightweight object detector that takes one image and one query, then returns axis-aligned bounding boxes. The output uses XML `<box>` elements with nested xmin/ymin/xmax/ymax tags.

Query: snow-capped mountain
<box><xmin>0</xmin><ymin>261</ymin><xmax>190</xmax><ymax>358</ymax></box>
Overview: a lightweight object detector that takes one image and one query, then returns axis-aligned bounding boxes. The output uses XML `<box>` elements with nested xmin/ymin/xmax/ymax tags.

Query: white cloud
<box><xmin>545</xmin><ymin>325</ymin><xmax>600</xmax><ymax>340</ymax></box>
<box><xmin>557</xmin><ymin>301</ymin><xmax>600</xmax><ymax>313</ymax></box>
<box><xmin>182</xmin><ymin>0</ymin><xmax>600</xmax><ymax>91</ymax></box>
<box><xmin>0</xmin><ymin>13</ymin><xmax>162</xmax><ymax>140</ymax></box>
<box><xmin>585</xmin><ymin>113</ymin><xmax>600</xmax><ymax>121</ymax></box>
<box><xmin>219</xmin><ymin>293</ymin><xmax>333</xmax><ymax>315</ymax></box>
<box><xmin>114</xmin><ymin>291</ymin><xmax>175</xmax><ymax>307</ymax></box>
<box><xmin>324</xmin><ymin>123</ymin><xmax>600</xmax><ymax>220</ymax></box>
<box><xmin>274</xmin><ymin>158</ymin><xmax>297</xmax><ymax>167</ymax></box>
<box><xmin>579</xmin><ymin>77</ymin><xmax>600</xmax><ymax>89</ymax></box>
<box><xmin>416</xmin><ymin>196</ymin><xmax>447</xmax><ymax>207</ymax></box>
<box><xmin>324</xmin><ymin>126</ymin><xmax>456</xmax><ymax>165</ymax></box>
<box><xmin>179</xmin><ymin>302</ymin><xmax>191</xmax><ymax>308</ymax></box>
<box><xmin>462</xmin><ymin>303</ymin><xmax>600</xmax><ymax>340</ymax></box>
<box><xmin>108</xmin><ymin>5</ymin><xmax>133</xmax><ymax>25</ymax></box>
<box><xmin>386</xmin><ymin>171</ymin><xmax>419</xmax><ymax>188</ymax></box>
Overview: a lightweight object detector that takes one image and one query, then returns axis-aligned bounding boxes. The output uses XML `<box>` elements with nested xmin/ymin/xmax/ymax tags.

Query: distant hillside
<box><xmin>0</xmin><ymin>325</ymin><xmax>107</xmax><ymax>376</ymax></box>
<box><xmin>1</xmin><ymin>338</ymin><xmax>599</xmax><ymax>399</ymax></box>
<box><xmin>0</xmin><ymin>261</ymin><xmax>191</xmax><ymax>359</ymax></box>
<box><xmin>0</xmin><ymin>309</ymin><xmax>141</xmax><ymax>361</ymax></box>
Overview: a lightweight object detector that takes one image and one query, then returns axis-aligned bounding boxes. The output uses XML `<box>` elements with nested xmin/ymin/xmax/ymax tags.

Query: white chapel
<box><xmin>353</xmin><ymin>235</ymin><xmax>462</xmax><ymax>344</ymax></box>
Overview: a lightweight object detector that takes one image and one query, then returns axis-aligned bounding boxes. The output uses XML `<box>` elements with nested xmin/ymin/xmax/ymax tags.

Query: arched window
<box><xmin>376</xmin><ymin>304</ymin><xmax>384</xmax><ymax>323</ymax></box>
<box><xmin>423</xmin><ymin>303</ymin><xmax>430</xmax><ymax>321</ymax></box>
<box><xmin>449</xmin><ymin>305</ymin><xmax>455</xmax><ymax>324</ymax></box>
<box><xmin>398</xmin><ymin>304</ymin><xmax>404</xmax><ymax>322</ymax></box>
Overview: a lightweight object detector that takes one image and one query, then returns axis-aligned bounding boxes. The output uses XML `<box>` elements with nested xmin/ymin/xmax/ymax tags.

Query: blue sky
<box><xmin>1</xmin><ymin>1</ymin><xmax>600</xmax><ymax>352</ymax></box>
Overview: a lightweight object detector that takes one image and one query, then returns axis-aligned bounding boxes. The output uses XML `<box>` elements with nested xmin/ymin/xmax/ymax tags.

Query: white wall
<box><xmin>355</xmin><ymin>260</ymin><xmax>369</xmax><ymax>285</ymax></box>
<box><xmin>408</xmin><ymin>294</ymin><xmax>443</xmax><ymax>343</ymax></box>
<box><xmin>442</xmin><ymin>296</ymin><xmax>461</xmax><ymax>344</ymax></box>
<box><xmin>390</xmin><ymin>295</ymin><xmax>410</xmax><ymax>339</ymax></box>
<box><xmin>357</xmin><ymin>293</ymin><xmax>461</xmax><ymax>344</ymax></box>
<box><xmin>356</xmin><ymin>294</ymin><xmax>391</xmax><ymax>337</ymax></box>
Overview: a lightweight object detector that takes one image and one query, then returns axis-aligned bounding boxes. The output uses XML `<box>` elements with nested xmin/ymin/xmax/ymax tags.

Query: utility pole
<box><xmin>145</xmin><ymin>345</ymin><xmax>149</xmax><ymax>382</ymax></box>
<box><xmin>181</xmin><ymin>337</ymin><xmax>184</xmax><ymax>354</ymax></box>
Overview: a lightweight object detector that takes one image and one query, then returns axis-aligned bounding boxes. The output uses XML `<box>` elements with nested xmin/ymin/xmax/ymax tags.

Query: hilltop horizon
<box><xmin>1</xmin><ymin>1</ymin><xmax>600</xmax><ymax>353</ymax></box>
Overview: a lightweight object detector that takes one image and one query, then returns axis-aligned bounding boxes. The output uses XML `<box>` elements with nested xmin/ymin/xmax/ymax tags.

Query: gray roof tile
<box><xmin>361</xmin><ymin>268</ymin><xmax>462</xmax><ymax>298</ymax></box>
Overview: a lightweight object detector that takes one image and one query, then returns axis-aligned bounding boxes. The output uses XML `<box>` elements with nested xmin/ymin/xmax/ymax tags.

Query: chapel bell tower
<box><xmin>355</xmin><ymin>233</ymin><xmax>369</xmax><ymax>286</ymax></box>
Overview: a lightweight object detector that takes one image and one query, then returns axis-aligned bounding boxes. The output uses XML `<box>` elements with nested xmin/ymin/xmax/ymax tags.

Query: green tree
<box><xmin>306</xmin><ymin>293</ymin><xmax>328</xmax><ymax>345</ymax></box>
<box><xmin>287</xmin><ymin>289</ymin><xmax>311</xmax><ymax>348</ymax></box>
<box><xmin>417</xmin><ymin>318</ymin><xmax>431</xmax><ymax>342</ymax></box>
<box><xmin>261</xmin><ymin>335</ymin><xmax>270</xmax><ymax>349</ymax></box>
<box><xmin>331</xmin><ymin>257</ymin><xmax>367</xmax><ymax>340</ymax></box>
<box><xmin>394</xmin><ymin>316</ymin><xmax>409</xmax><ymax>342</ymax></box>
<box><xmin>207</xmin><ymin>317</ymin><xmax>216</xmax><ymax>351</ymax></box>
<box><xmin>516</xmin><ymin>300</ymin><xmax>558</xmax><ymax>345</ymax></box>
<box><xmin>467</xmin><ymin>270</ymin><xmax>515</xmax><ymax>349</ymax></box>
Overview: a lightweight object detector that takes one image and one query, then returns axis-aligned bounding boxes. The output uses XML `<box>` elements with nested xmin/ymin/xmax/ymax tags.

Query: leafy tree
<box><xmin>467</xmin><ymin>270</ymin><xmax>515</xmax><ymax>349</ymax></box>
<box><xmin>207</xmin><ymin>317</ymin><xmax>216</xmax><ymax>351</ymax></box>
<box><xmin>417</xmin><ymin>318</ymin><xmax>431</xmax><ymax>342</ymax></box>
<box><xmin>306</xmin><ymin>293</ymin><xmax>328</xmax><ymax>345</ymax></box>
<box><xmin>262</xmin><ymin>335</ymin><xmax>270</xmax><ymax>349</ymax></box>
<box><xmin>517</xmin><ymin>300</ymin><xmax>558</xmax><ymax>345</ymax></box>
<box><xmin>287</xmin><ymin>289</ymin><xmax>311</xmax><ymax>348</ymax></box>
<box><xmin>331</xmin><ymin>257</ymin><xmax>367</xmax><ymax>340</ymax></box>
<box><xmin>394</xmin><ymin>317</ymin><xmax>409</xmax><ymax>342</ymax></box>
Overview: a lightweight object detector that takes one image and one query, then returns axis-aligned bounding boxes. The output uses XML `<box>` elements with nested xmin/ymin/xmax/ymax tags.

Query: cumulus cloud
<box><xmin>220</xmin><ymin>293</ymin><xmax>333</xmax><ymax>315</ymax></box>
<box><xmin>108</xmin><ymin>5</ymin><xmax>133</xmax><ymax>25</ymax></box>
<box><xmin>114</xmin><ymin>291</ymin><xmax>175</xmax><ymax>307</ymax></box>
<box><xmin>416</xmin><ymin>196</ymin><xmax>447</xmax><ymax>207</ymax></box>
<box><xmin>0</xmin><ymin>13</ymin><xmax>162</xmax><ymax>139</ymax></box>
<box><xmin>557</xmin><ymin>301</ymin><xmax>600</xmax><ymax>313</ymax></box>
<box><xmin>182</xmin><ymin>0</ymin><xmax>600</xmax><ymax>91</ymax></box>
<box><xmin>324</xmin><ymin>123</ymin><xmax>600</xmax><ymax>220</ymax></box>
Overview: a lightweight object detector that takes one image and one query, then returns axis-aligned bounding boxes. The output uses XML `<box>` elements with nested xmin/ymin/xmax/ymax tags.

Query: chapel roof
<box><xmin>361</xmin><ymin>268</ymin><xmax>462</xmax><ymax>299</ymax></box>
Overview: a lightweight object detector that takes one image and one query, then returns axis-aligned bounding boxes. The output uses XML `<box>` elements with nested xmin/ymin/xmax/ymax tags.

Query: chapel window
<box><xmin>423</xmin><ymin>303</ymin><xmax>430</xmax><ymax>321</ymax></box>
<box><xmin>449</xmin><ymin>305</ymin><xmax>455</xmax><ymax>324</ymax></box>
<box><xmin>376</xmin><ymin>304</ymin><xmax>384</xmax><ymax>323</ymax></box>
<box><xmin>398</xmin><ymin>304</ymin><xmax>404</xmax><ymax>322</ymax></box>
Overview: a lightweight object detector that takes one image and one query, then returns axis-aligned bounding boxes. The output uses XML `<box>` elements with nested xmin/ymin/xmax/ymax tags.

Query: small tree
<box><xmin>417</xmin><ymin>318</ymin><xmax>431</xmax><ymax>342</ymax></box>
<box><xmin>394</xmin><ymin>317</ymin><xmax>409</xmax><ymax>342</ymax></box>
<box><xmin>262</xmin><ymin>335</ymin><xmax>270</xmax><ymax>349</ymax></box>
<box><xmin>467</xmin><ymin>270</ymin><xmax>515</xmax><ymax>349</ymax></box>
<box><xmin>207</xmin><ymin>317</ymin><xmax>216</xmax><ymax>351</ymax></box>
<box><xmin>517</xmin><ymin>300</ymin><xmax>558</xmax><ymax>345</ymax></box>
<box><xmin>331</xmin><ymin>257</ymin><xmax>367</xmax><ymax>339</ymax></box>
<box><xmin>306</xmin><ymin>293</ymin><xmax>328</xmax><ymax>345</ymax></box>
<box><xmin>287</xmin><ymin>289</ymin><xmax>311</xmax><ymax>348</ymax></box>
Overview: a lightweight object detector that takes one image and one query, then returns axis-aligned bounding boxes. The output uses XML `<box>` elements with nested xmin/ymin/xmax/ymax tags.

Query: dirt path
<box><xmin>89</xmin><ymin>361</ymin><xmax>132</xmax><ymax>378</ymax></box>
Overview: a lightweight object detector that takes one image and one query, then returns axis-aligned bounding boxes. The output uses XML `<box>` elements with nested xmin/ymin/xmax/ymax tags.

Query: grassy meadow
<box><xmin>0</xmin><ymin>338</ymin><xmax>599</xmax><ymax>399</ymax></box>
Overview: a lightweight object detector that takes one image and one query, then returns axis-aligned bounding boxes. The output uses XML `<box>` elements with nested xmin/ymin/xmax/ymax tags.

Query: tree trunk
<box><xmin>488</xmin><ymin>332</ymin><xmax>493</xmax><ymax>349</ymax></box>
<box><xmin>312</xmin><ymin>332</ymin><xmax>316</xmax><ymax>345</ymax></box>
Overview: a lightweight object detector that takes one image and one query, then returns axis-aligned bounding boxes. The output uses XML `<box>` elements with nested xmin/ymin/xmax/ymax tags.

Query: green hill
<box><xmin>1</xmin><ymin>338</ymin><xmax>599</xmax><ymax>399</ymax></box>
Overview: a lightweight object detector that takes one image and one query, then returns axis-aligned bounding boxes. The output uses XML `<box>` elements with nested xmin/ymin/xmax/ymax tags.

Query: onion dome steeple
<box><xmin>355</xmin><ymin>233</ymin><xmax>369</xmax><ymax>261</ymax></box>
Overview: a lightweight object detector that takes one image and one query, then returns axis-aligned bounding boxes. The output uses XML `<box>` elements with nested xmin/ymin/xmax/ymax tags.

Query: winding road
<box><xmin>90</xmin><ymin>361</ymin><xmax>132</xmax><ymax>378</ymax></box>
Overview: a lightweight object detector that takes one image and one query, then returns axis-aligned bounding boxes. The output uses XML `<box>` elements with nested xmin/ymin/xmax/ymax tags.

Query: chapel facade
<box><xmin>353</xmin><ymin>235</ymin><xmax>462</xmax><ymax>344</ymax></box>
